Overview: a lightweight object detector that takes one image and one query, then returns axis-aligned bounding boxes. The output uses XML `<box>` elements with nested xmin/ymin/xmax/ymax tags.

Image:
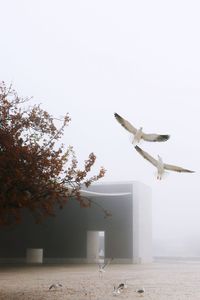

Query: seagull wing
<box><xmin>114</xmin><ymin>113</ymin><xmax>137</xmax><ymax>134</ymax></box>
<box><xmin>135</xmin><ymin>146</ymin><xmax>158</xmax><ymax>167</ymax></box>
<box><xmin>142</xmin><ymin>133</ymin><xmax>170</xmax><ymax>142</ymax></box>
<box><xmin>98</xmin><ymin>262</ymin><xmax>106</xmax><ymax>270</ymax></box>
<box><xmin>102</xmin><ymin>257</ymin><xmax>113</xmax><ymax>269</ymax></box>
<box><xmin>102</xmin><ymin>263</ymin><xmax>107</xmax><ymax>269</ymax></box>
<box><xmin>164</xmin><ymin>163</ymin><xmax>195</xmax><ymax>173</ymax></box>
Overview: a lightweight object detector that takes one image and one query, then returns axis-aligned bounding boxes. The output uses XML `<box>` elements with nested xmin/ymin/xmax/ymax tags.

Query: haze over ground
<box><xmin>1</xmin><ymin>0</ymin><xmax>200</xmax><ymax>257</ymax></box>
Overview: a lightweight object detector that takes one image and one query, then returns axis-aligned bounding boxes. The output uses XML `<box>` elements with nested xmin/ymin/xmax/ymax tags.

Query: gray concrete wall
<box><xmin>0</xmin><ymin>201</ymin><xmax>88</xmax><ymax>259</ymax></box>
<box><xmin>0</xmin><ymin>183</ymin><xmax>133</xmax><ymax>262</ymax></box>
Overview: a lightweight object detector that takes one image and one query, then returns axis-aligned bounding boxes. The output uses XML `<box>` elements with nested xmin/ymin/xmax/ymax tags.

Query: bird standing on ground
<box><xmin>117</xmin><ymin>282</ymin><xmax>128</xmax><ymax>291</ymax></box>
<box><xmin>135</xmin><ymin>145</ymin><xmax>195</xmax><ymax>180</ymax></box>
<box><xmin>114</xmin><ymin>113</ymin><xmax>170</xmax><ymax>145</ymax></box>
<box><xmin>113</xmin><ymin>286</ymin><xmax>121</xmax><ymax>296</ymax></box>
<box><xmin>49</xmin><ymin>283</ymin><xmax>63</xmax><ymax>290</ymax></box>
<box><xmin>113</xmin><ymin>282</ymin><xmax>127</xmax><ymax>296</ymax></box>
<box><xmin>136</xmin><ymin>287</ymin><xmax>145</xmax><ymax>296</ymax></box>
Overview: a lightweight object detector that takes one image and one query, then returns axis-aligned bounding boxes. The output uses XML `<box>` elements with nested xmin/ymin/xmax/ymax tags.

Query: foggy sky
<box><xmin>1</xmin><ymin>0</ymin><xmax>200</xmax><ymax>256</ymax></box>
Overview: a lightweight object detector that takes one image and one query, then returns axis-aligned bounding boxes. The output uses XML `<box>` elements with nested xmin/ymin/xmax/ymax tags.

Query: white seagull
<box><xmin>114</xmin><ymin>113</ymin><xmax>170</xmax><ymax>145</ymax></box>
<box><xmin>136</xmin><ymin>287</ymin><xmax>145</xmax><ymax>296</ymax></box>
<box><xmin>113</xmin><ymin>281</ymin><xmax>127</xmax><ymax>296</ymax></box>
<box><xmin>135</xmin><ymin>145</ymin><xmax>195</xmax><ymax>180</ymax></box>
<box><xmin>117</xmin><ymin>282</ymin><xmax>127</xmax><ymax>291</ymax></box>
<box><xmin>113</xmin><ymin>286</ymin><xmax>121</xmax><ymax>296</ymax></box>
<box><xmin>98</xmin><ymin>258</ymin><xmax>113</xmax><ymax>278</ymax></box>
<box><xmin>49</xmin><ymin>283</ymin><xmax>63</xmax><ymax>290</ymax></box>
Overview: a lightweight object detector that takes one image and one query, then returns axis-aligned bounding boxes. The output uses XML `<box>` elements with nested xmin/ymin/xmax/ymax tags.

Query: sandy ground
<box><xmin>1</xmin><ymin>262</ymin><xmax>200</xmax><ymax>299</ymax></box>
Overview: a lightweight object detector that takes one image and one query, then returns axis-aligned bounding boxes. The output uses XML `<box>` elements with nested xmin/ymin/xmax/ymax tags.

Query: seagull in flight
<box><xmin>98</xmin><ymin>258</ymin><xmax>113</xmax><ymax>278</ymax></box>
<box><xmin>135</xmin><ymin>145</ymin><xmax>195</xmax><ymax>180</ymax></box>
<box><xmin>114</xmin><ymin>113</ymin><xmax>170</xmax><ymax>145</ymax></box>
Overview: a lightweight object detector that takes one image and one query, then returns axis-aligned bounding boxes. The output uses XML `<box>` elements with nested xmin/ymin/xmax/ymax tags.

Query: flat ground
<box><xmin>1</xmin><ymin>262</ymin><xmax>200</xmax><ymax>299</ymax></box>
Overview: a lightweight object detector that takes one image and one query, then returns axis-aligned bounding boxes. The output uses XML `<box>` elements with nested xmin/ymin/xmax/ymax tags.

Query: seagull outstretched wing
<box><xmin>164</xmin><ymin>163</ymin><xmax>194</xmax><ymax>173</ymax></box>
<box><xmin>114</xmin><ymin>113</ymin><xmax>137</xmax><ymax>134</ymax></box>
<box><xmin>135</xmin><ymin>146</ymin><xmax>158</xmax><ymax>167</ymax></box>
<box><xmin>142</xmin><ymin>132</ymin><xmax>170</xmax><ymax>142</ymax></box>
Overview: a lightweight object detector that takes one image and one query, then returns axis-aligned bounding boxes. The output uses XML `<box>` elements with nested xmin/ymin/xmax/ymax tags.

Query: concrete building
<box><xmin>0</xmin><ymin>181</ymin><xmax>152</xmax><ymax>264</ymax></box>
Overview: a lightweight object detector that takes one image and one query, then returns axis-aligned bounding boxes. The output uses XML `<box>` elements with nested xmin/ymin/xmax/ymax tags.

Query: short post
<box><xmin>26</xmin><ymin>248</ymin><xmax>43</xmax><ymax>264</ymax></box>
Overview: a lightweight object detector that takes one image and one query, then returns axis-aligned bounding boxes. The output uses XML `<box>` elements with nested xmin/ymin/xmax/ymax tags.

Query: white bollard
<box><xmin>26</xmin><ymin>248</ymin><xmax>43</xmax><ymax>264</ymax></box>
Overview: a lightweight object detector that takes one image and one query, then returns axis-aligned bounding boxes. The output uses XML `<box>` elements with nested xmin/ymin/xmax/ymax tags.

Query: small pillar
<box><xmin>26</xmin><ymin>248</ymin><xmax>43</xmax><ymax>264</ymax></box>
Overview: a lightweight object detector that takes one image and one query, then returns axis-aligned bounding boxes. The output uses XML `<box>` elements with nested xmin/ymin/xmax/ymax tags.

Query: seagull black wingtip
<box><xmin>114</xmin><ymin>112</ymin><xmax>121</xmax><ymax>119</ymax></box>
<box><xmin>157</xmin><ymin>134</ymin><xmax>170</xmax><ymax>142</ymax></box>
<box><xmin>134</xmin><ymin>145</ymin><xmax>141</xmax><ymax>151</ymax></box>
